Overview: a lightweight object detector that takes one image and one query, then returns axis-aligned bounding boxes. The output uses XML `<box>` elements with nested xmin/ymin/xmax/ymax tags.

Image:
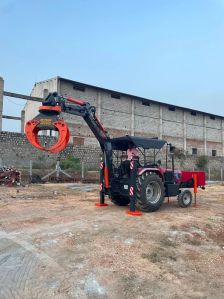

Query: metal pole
<box><xmin>165</xmin><ymin>144</ymin><xmax>168</xmax><ymax>170</ymax></box>
<box><xmin>21</xmin><ymin>110</ymin><xmax>25</xmax><ymax>133</ymax></box>
<box><xmin>29</xmin><ymin>160</ymin><xmax>33</xmax><ymax>177</ymax></box>
<box><xmin>0</xmin><ymin>77</ymin><xmax>4</xmax><ymax>132</ymax></box>
<box><xmin>81</xmin><ymin>161</ymin><xmax>84</xmax><ymax>180</ymax></box>
<box><xmin>171</xmin><ymin>153</ymin><xmax>174</xmax><ymax>172</ymax></box>
<box><xmin>221</xmin><ymin>167</ymin><xmax>223</xmax><ymax>181</ymax></box>
<box><xmin>95</xmin><ymin>159</ymin><xmax>108</xmax><ymax>207</ymax></box>
<box><xmin>192</xmin><ymin>173</ymin><xmax>199</xmax><ymax>207</ymax></box>
<box><xmin>56</xmin><ymin>161</ymin><xmax>60</xmax><ymax>179</ymax></box>
<box><xmin>208</xmin><ymin>167</ymin><xmax>211</xmax><ymax>181</ymax></box>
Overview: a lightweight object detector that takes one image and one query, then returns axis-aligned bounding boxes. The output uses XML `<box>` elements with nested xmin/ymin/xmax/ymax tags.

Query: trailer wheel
<box><xmin>136</xmin><ymin>172</ymin><xmax>165</xmax><ymax>212</ymax></box>
<box><xmin>111</xmin><ymin>195</ymin><xmax>130</xmax><ymax>206</ymax></box>
<box><xmin>178</xmin><ymin>189</ymin><xmax>192</xmax><ymax>208</ymax></box>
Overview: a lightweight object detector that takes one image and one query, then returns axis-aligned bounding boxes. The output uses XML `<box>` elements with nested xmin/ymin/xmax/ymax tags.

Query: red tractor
<box><xmin>25</xmin><ymin>92</ymin><xmax>205</xmax><ymax>214</ymax></box>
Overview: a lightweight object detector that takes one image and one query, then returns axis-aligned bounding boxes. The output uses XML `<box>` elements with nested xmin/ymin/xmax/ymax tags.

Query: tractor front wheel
<box><xmin>178</xmin><ymin>189</ymin><xmax>192</xmax><ymax>208</ymax></box>
<box><xmin>136</xmin><ymin>172</ymin><xmax>165</xmax><ymax>212</ymax></box>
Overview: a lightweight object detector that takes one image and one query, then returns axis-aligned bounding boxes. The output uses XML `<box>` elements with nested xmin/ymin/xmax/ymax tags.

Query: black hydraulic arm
<box><xmin>43</xmin><ymin>92</ymin><xmax>110</xmax><ymax>150</ymax></box>
<box><xmin>42</xmin><ymin>92</ymin><xmax>113</xmax><ymax>188</ymax></box>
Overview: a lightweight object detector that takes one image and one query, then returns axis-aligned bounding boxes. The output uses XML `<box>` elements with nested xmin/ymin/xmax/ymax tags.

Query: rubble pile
<box><xmin>0</xmin><ymin>166</ymin><xmax>20</xmax><ymax>186</ymax></box>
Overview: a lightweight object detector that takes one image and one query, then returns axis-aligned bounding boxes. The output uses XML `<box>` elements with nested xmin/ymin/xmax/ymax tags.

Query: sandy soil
<box><xmin>0</xmin><ymin>183</ymin><xmax>223</xmax><ymax>299</ymax></box>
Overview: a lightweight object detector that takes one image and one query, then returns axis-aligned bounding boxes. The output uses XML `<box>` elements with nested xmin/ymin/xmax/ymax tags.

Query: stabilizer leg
<box><xmin>127</xmin><ymin>159</ymin><xmax>142</xmax><ymax>216</ymax></box>
<box><xmin>95</xmin><ymin>161</ymin><xmax>108</xmax><ymax>207</ymax></box>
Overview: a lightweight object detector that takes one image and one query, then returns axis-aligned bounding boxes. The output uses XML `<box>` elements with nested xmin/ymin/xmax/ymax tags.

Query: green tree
<box><xmin>196</xmin><ymin>155</ymin><xmax>208</xmax><ymax>171</ymax></box>
<box><xmin>60</xmin><ymin>156</ymin><xmax>81</xmax><ymax>171</ymax></box>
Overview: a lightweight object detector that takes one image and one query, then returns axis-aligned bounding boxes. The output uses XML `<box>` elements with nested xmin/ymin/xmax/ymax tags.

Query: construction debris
<box><xmin>0</xmin><ymin>166</ymin><xmax>20</xmax><ymax>186</ymax></box>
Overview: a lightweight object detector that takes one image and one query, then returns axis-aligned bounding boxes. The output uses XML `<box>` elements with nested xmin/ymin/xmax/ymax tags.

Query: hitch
<box><xmin>25</xmin><ymin>104</ymin><xmax>70</xmax><ymax>153</ymax></box>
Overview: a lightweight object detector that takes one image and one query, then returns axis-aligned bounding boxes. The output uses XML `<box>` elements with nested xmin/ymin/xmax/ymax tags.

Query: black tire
<box><xmin>111</xmin><ymin>195</ymin><xmax>130</xmax><ymax>206</ymax></box>
<box><xmin>30</xmin><ymin>174</ymin><xmax>43</xmax><ymax>184</ymax></box>
<box><xmin>178</xmin><ymin>189</ymin><xmax>192</xmax><ymax>208</ymax></box>
<box><xmin>136</xmin><ymin>172</ymin><xmax>165</xmax><ymax>212</ymax></box>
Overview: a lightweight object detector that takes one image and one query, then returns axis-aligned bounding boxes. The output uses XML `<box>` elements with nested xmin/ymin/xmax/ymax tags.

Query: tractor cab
<box><xmin>109</xmin><ymin>135</ymin><xmax>175</xmax><ymax>207</ymax></box>
<box><xmin>110</xmin><ymin>135</ymin><xmax>167</xmax><ymax>178</ymax></box>
<box><xmin>109</xmin><ymin>135</ymin><xmax>205</xmax><ymax>211</ymax></box>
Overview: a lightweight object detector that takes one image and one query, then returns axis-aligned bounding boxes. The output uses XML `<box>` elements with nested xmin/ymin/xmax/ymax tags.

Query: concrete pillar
<box><xmin>131</xmin><ymin>98</ymin><xmax>135</xmax><ymax>135</ymax></box>
<box><xmin>21</xmin><ymin>110</ymin><xmax>25</xmax><ymax>133</ymax></box>
<box><xmin>97</xmin><ymin>91</ymin><xmax>101</xmax><ymax>120</ymax></box>
<box><xmin>43</xmin><ymin>88</ymin><xmax>49</xmax><ymax>99</ymax></box>
<box><xmin>183</xmin><ymin>110</ymin><xmax>187</xmax><ymax>152</ymax></box>
<box><xmin>221</xmin><ymin>119</ymin><xmax>224</xmax><ymax>157</ymax></box>
<box><xmin>159</xmin><ymin>105</ymin><xmax>163</xmax><ymax>139</ymax></box>
<box><xmin>0</xmin><ymin>77</ymin><xmax>4</xmax><ymax>132</ymax></box>
<box><xmin>203</xmin><ymin>115</ymin><xmax>207</xmax><ymax>155</ymax></box>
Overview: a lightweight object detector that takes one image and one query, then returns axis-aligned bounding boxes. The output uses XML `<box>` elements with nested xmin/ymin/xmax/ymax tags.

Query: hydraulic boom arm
<box><xmin>25</xmin><ymin>92</ymin><xmax>112</xmax><ymax>190</ymax></box>
<box><xmin>25</xmin><ymin>92</ymin><xmax>110</xmax><ymax>153</ymax></box>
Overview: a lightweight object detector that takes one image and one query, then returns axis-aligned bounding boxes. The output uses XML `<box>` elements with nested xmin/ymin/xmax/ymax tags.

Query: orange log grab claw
<box><xmin>25</xmin><ymin>106</ymin><xmax>70</xmax><ymax>154</ymax></box>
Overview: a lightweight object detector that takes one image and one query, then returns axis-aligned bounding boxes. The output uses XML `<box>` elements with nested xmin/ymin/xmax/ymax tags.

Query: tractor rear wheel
<box><xmin>111</xmin><ymin>195</ymin><xmax>130</xmax><ymax>206</ymax></box>
<box><xmin>136</xmin><ymin>172</ymin><xmax>165</xmax><ymax>212</ymax></box>
<box><xmin>178</xmin><ymin>189</ymin><xmax>192</xmax><ymax>208</ymax></box>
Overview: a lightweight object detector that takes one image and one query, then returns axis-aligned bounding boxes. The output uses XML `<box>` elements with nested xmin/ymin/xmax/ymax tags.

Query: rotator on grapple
<box><xmin>25</xmin><ymin>92</ymin><xmax>206</xmax><ymax>215</ymax></box>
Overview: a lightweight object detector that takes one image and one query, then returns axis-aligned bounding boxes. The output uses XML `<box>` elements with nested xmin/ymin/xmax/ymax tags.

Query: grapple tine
<box><xmin>25</xmin><ymin>120</ymin><xmax>47</xmax><ymax>151</ymax></box>
<box><xmin>50</xmin><ymin>125</ymin><xmax>70</xmax><ymax>154</ymax></box>
<box><xmin>48</xmin><ymin>121</ymin><xmax>70</xmax><ymax>153</ymax></box>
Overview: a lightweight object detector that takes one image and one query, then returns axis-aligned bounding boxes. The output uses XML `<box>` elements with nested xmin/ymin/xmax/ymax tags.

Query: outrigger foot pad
<box><xmin>127</xmin><ymin>210</ymin><xmax>142</xmax><ymax>216</ymax></box>
<box><xmin>192</xmin><ymin>203</ymin><xmax>200</xmax><ymax>208</ymax></box>
<box><xmin>95</xmin><ymin>203</ymin><xmax>108</xmax><ymax>207</ymax></box>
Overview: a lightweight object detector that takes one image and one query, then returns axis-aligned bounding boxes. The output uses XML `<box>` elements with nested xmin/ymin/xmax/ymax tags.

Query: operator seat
<box><xmin>164</xmin><ymin>170</ymin><xmax>174</xmax><ymax>183</ymax></box>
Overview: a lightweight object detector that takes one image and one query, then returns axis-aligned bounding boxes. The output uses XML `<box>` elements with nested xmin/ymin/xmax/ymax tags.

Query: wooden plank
<box><xmin>2</xmin><ymin>115</ymin><xmax>21</xmax><ymax>120</ymax></box>
<box><xmin>3</xmin><ymin>91</ymin><xmax>43</xmax><ymax>102</ymax></box>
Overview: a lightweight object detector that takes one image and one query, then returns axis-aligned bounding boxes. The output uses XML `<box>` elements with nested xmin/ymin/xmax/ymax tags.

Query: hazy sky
<box><xmin>1</xmin><ymin>0</ymin><xmax>224</xmax><ymax>132</ymax></box>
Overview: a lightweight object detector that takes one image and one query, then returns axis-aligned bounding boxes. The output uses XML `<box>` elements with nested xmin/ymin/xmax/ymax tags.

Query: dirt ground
<box><xmin>0</xmin><ymin>183</ymin><xmax>223</xmax><ymax>299</ymax></box>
